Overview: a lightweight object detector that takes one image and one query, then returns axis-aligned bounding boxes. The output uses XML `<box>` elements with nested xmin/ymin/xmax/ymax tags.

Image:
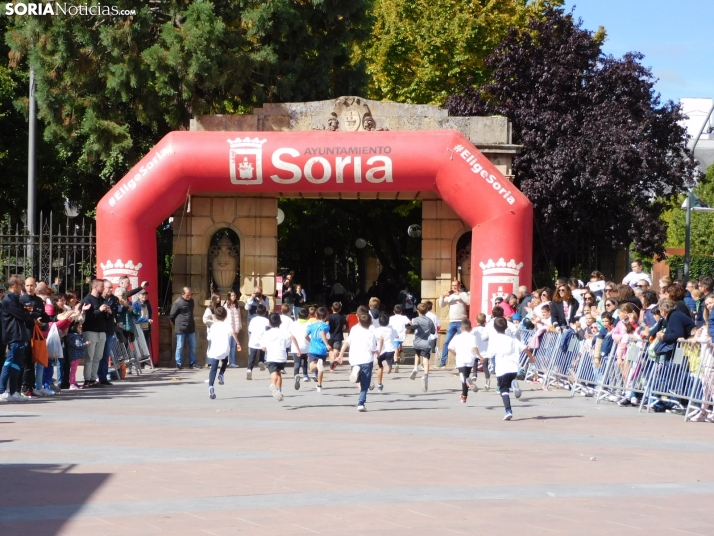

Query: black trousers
<box><xmin>21</xmin><ymin>345</ymin><xmax>35</xmax><ymax>392</ymax></box>
<box><xmin>458</xmin><ymin>366</ymin><xmax>472</xmax><ymax>396</ymax></box>
<box><xmin>497</xmin><ymin>372</ymin><xmax>518</xmax><ymax>411</ymax></box>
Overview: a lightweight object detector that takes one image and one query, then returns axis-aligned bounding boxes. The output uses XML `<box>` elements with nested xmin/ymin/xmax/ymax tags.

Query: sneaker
<box><xmin>276</xmin><ymin>391</ymin><xmax>284</xmax><ymax>402</ymax></box>
<box><xmin>269</xmin><ymin>384</ymin><xmax>278</xmax><ymax>399</ymax></box>
<box><xmin>503</xmin><ymin>411</ymin><xmax>513</xmax><ymax>421</ymax></box>
<box><xmin>229</xmin><ymin>364</ymin><xmax>239</xmax><ymax>368</ymax></box>
<box><xmin>484</xmin><ymin>379</ymin><xmax>491</xmax><ymax>392</ymax></box>
<box><xmin>98</xmin><ymin>380</ymin><xmax>113</xmax><ymax>386</ymax></box>
<box><xmin>349</xmin><ymin>366</ymin><xmax>360</xmax><ymax>383</ymax></box>
<box><xmin>21</xmin><ymin>390</ymin><xmax>37</xmax><ymax>399</ymax></box>
<box><xmin>330</xmin><ymin>361</ymin><xmax>338</xmax><ymax>371</ymax></box>
<box><xmin>690</xmin><ymin>410</ymin><xmax>707</xmax><ymax>422</ymax></box>
<box><xmin>512</xmin><ymin>380</ymin><xmax>522</xmax><ymax>399</ymax></box>
<box><xmin>35</xmin><ymin>388</ymin><xmax>49</xmax><ymax>396</ymax></box>
<box><xmin>317</xmin><ymin>359</ymin><xmax>325</xmax><ymax>373</ymax></box>
<box><xmin>421</xmin><ymin>376</ymin><xmax>428</xmax><ymax>393</ymax></box>
<box><xmin>303</xmin><ymin>375</ymin><xmax>311</xmax><ymax>383</ymax></box>
<box><xmin>49</xmin><ymin>383</ymin><xmax>61</xmax><ymax>392</ymax></box>
<box><xmin>394</xmin><ymin>363</ymin><xmax>399</xmax><ymax>373</ymax></box>
<box><xmin>377</xmin><ymin>384</ymin><xmax>384</xmax><ymax>392</ymax></box>
<box><xmin>617</xmin><ymin>397</ymin><xmax>631</xmax><ymax>407</ymax></box>
<box><xmin>316</xmin><ymin>384</ymin><xmax>322</xmax><ymax>393</ymax></box>
<box><xmin>435</xmin><ymin>364</ymin><xmax>446</xmax><ymax>369</ymax></box>
<box><xmin>460</xmin><ymin>394</ymin><xmax>467</xmax><ymax>404</ymax></box>
<box><xmin>190</xmin><ymin>363</ymin><xmax>200</xmax><ymax>370</ymax></box>
<box><xmin>0</xmin><ymin>392</ymin><xmax>9</xmax><ymax>402</ymax></box>
<box><xmin>258</xmin><ymin>361</ymin><xmax>266</xmax><ymax>372</ymax></box>
<box><xmin>10</xmin><ymin>393</ymin><xmax>27</xmax><ymax>402</ymax></box>
<box><xmin>357</xmin><ymin>404</ymin><xmax>366</xmax><ymax>412</ymax></box>
<box><xmin>409</xmin><ymin>369</ymin><xmax>418</xmax><ymax>380</ymax></box>
<box><xmin>369</xmin><ymin>381</ymin><xmax>375</xmax><ymax>391</ymax></box>
<box><xmin>209</xmin><ymin>386</ymin><xmax>216</xmax><ymax>399</ymax></box>
<box><xmin>311</xmin><ymin>373</ymin><xmax>318</xmax><ymax>382</ymax></box>
<box><xmin>246</xmin><ymin>369</ymin><xmax>252</xmax><ymax>380</ymax></box>
<box><xmin>69</xmin><ymin>384</ymin><xmax>80</xmax><ymax>391</ymax></box>
<box><xmin>630</xmin><ymin>396</ymin><xmax>639</xmax><ymax>406</ymax></box>
<box><xmin>294</xmin><ymin>375</ymin><xmax>301</xmax><ymax>390</ymax></box>
<box><xmin>175</xmin><ymin>366</ymin><xmax>183</xmax><ymax>371</ymax></box>
<box><xmin>466</xmin><ymin>377</ymin><xmax>479</xmax><ymax>393</ymax></box>
<box><xmin>218</xmin><ymin>374</ymin><xmax>224</xmax><ymax>385</ymax></box>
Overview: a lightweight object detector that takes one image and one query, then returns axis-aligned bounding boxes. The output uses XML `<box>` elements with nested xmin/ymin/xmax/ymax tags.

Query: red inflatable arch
<box><xmin>97</xmin><ymin>130</ymin><xmax>532</xmax><ymax>360</ymax></box>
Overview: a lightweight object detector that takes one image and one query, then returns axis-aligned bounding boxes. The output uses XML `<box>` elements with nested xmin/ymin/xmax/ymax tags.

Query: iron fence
<box><xmin>0</xmin><ymin>212</ymin><xmax>95</xmax><ymax>296</ymax></box>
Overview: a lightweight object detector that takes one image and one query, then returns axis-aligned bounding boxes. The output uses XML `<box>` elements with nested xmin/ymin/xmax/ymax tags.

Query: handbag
<box><xmin>31</xmin><ymin>324</ymin><xmax>48</xmax><ymax>367</ymax></box>
<box><xmin>46</xmin><ymin>324</ymin><xmax>63</xmax><ymax>360</ymax></box>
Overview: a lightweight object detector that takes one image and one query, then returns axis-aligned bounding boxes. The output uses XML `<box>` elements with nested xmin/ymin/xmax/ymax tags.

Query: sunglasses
<box><xmin>636</xmin><ymin>284</ymin><xmax>648</xmax><ymax>288</ymax></box>
<box><xmin>605</xmin><ymin>288</ymin><xmax>614</xmax><ymax>292</ymax></box>
<box><xmin>558</xmin><ymin>288</ymin><xmax>566</xmax><ymax>292</ymax></box>
<box><xmin>606</xmin><ymin>303</ymin><xmax>615</xmax><ymax>307</ymax></box>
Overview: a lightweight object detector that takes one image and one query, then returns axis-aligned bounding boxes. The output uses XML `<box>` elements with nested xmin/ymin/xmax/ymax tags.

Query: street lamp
<box><xmin>681</xmin><ymin>192</ymin><xmax>714</xmax><ymax>282</ymax></box>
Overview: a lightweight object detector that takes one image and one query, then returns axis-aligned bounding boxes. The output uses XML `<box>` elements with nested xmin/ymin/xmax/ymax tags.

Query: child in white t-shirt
<box><xmin>261</xmin><ymin>313</ymin><xmax>295</xmax><ymax>402</ymax></box>
<box><xmin>338</xmin><ymin>313</ymin><xmax>378</xmax><ymax>412</ymax></box>
<box><xmin>425</xmin><ymin>300</ymin><xmax>441</xmax><ymax>362</ymax></box>
<box><xmin>206</xmin><ymin>307</ymin><xmax>240</xmax><ymax>400</ymax></box>
<box><xmin>388</xmin><ymin>304</ymin><xmax>411</xmax><ymax>371</ymax></box>
<box><xmin>374</xmin><ymin>312</ymin><xmax>398</xmax><ymax>391</ymax></box>
<box><xmin>490</xmin><ymin>317</ymin><xmax>534</xmax><ymax>420</ymax></box>
<box><xmin>289</xmin><ymin>307</ymin><xmax>310</xmax><ymax>389</ymax></box>
<box><xmin>246</xmin><ymin>304</ymin><xmax>270</xmax><ymax>380</ymax></box>
<box><xmin>472</xmin><ymin>313</ymin><xmax>490</xmax><ymax>389</ymax></box>
<box><xmin>448</xmin><ymin>319</ymin><xmax>482</xmax><ymax>403</ymax></box>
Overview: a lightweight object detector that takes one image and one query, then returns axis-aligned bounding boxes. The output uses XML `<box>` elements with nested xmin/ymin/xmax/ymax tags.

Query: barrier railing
<box><xmin>513</xmin><ymin>329</ymin><xmax>714</xmax><ymax>422</ymax></box>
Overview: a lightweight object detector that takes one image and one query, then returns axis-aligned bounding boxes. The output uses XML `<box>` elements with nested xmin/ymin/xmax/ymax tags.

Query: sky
<box><xmin>563</xmin><ymin>1</ymin><xmax>714</xmax><ymax>105</ymax></box>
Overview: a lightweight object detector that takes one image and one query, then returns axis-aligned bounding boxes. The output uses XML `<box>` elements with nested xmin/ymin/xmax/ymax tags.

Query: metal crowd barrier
<box><xmin>516</xmin><ymin>327</ymin><xmax>714</xmax><ymax>422</ymax></box>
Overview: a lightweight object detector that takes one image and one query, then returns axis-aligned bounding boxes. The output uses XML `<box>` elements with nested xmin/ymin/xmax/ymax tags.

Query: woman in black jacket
<box><xmin>551</xmin><ymin>283</ymin><xmax>579</xmax><ymax>328</ymax></box>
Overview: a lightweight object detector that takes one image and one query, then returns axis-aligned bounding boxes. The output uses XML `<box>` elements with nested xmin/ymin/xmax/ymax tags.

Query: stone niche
<box><xmin>164</xmin><ymin>96</ymin><xmax>520</xmax><ymax>367</ymax></box>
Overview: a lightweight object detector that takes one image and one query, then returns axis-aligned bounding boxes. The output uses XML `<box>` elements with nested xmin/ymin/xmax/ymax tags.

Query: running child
<box><xmin>368</xmin><ymin>297</ymin><xmax>381</xmax><ymax>328</ymax></box>
<box><xmin>206</xmin><ymin>307</ymin><xmax>236</xmax><ymax>399</ymax></box>
<box><xmin>279</xmin><ymin>304</ymin><xmax>293</xmax><ymax>333</ymax></box>
<box><xmin>306</xmin><ymin>306</ymin><xmax>331</xmax><ymax>392</ymax></box>
<box><xmin>425</xmin><ymin>300</ymin><xmax>440</xmax><ymax>365</ymax></box>
<box><xmin>261</xmin><ymin>313</ymin><xmax>295</xmax><ymax>402</ymax></box>
<box><xmin>338</xmin><ymin>312</ymin><xmax>378</xmax><ymax>412</ymax></box>
<box><xmin>473</xmin><ymin>313</ymin><xmax>490</xmax><ymax>389</ymax></box>
<box><xmin>491</xmin><ymin>317</ymin><xmax>535</xmax><ymax>420</ymax></box>
<box><xmin>374</xmin><ymin>313</ymin><xmax>397</xmax><ymax>391</ymax></box>
<box><xmin>290</xmin><ymin>307</ymin><xmax>311</xmax><ymax>388</ymax></box>
<box><xmin>389</xmin><ymin>304</ymin><xmax>411</xmax><ymax>372</ymax></box>
<box><xmin>327</xmin><ymin>302</ymin><xmax>348</xmax><ymax>370</ymax></box>
<box><xmin>406</xmin><ymin>303</ymin><xmax>435</xmax><ymax>392</ymax></box>
<box><xmin>246</xmin><ymin>304</ymin><xmax>269</xmax><ymax>380</ymax></box>
<box><xmin>448</xmin><ymin>319</ymin><xmax>482</xmax><ymax>403</ymax></box>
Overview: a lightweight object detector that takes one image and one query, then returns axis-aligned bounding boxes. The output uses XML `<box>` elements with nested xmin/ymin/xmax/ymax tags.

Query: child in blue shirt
<box><xmin>306</xmin><ymin>306</ymin><xmax>331</xmax><ymax>392</ymax></box>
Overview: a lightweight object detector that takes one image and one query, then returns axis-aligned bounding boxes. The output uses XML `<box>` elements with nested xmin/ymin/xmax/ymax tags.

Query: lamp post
<box><xmin>682</xmin><ymin>192</ymin><xmax>714</xmax><ymax>283</ymax></box>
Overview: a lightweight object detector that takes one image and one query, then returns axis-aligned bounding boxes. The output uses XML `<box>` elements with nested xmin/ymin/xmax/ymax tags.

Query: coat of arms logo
<box><xmin>227</xmin><ymin>137</ymin><xmax>267</xmax><ymax>185</ymax></box>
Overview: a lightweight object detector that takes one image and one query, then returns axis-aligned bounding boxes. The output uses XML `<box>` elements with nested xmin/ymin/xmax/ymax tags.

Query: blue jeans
<box><xmin>229</xmin><ymin>337</ymin><xmax>237</xmax><ymax>366</ymax></box>
<box><xmin>358</xmin><ymin>362</ymin><xmax>374</xmax><ymax>406</ymax></box>
<box><xmin>0</xmin><ymin>342</ymin><xmax>27</xmax><ymax>395</ymax></box>
<box><xmin>440</xmin><ymin>322</ymin><xmax>461</xmax><ymax>366</ymax></box>
<box><xmin>175</xmin><ymin>333</ymin><xmax>197</xmax><ymax>367</ymax></box>
<box><xmin>98</xmin><ymin>334</ymin><xmax>116</xmax><ymax>381</ymax></box>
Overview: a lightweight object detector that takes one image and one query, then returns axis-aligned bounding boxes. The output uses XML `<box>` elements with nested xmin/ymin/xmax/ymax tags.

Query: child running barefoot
<box><xmin>206</xmin><ymin>307</ymin><xmax>235</xmax><ymax>400</ymax></box>
<box><xmin>261</xmin><ymin>313</ymin><xmax>294</xmax><ymax>402</ymax></box>
<box><xmin>306</xmin><ymin>307</ymin><xmax>332</xmax><ymax>392</ymax></box>
<box><xmin>289</xmin><ymin>308</ymin><xmax>310</xmax><ymax>389</ymax></box>
<box><xmin>338</xmin><ymin>312</ymin><xmax>378</xmax><ymax>412</ymax></box>
<box><xmin>374</xmin><ymin>313</ymin><xmax>397</xmax><ymax>392</ymax></box>
<box><xmin>448</xmin><ymin>319</ymin><xmax>482</xmax><ymax>403</ymax></box>
<box><xmin>491</xmin><ymin>317</ymin><xmax>535</xmax><ymax>420</ymax></box>
<box><xmin>406</xmin><ymin>303</ymin><xmax>436</xmax><ymax>392</ymax></box>
<box><xmin>389</xmin><ymin>304</ymin><xmax>411</xmax><ymax>372</ymax></box>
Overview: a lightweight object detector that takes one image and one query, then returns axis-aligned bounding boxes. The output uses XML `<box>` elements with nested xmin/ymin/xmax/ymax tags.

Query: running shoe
<box><xmin>377</xmin><ymin>384</ymin><xmax>384</xmax><ymax>392</ymax></box>
<box><xmin>209</xmin><ymin>386</ymin><xmax>216</xmax><ymax>400</ymax></box>
<box><xmin>503</xmin><ymin>410</ymin><xmax>513</xmax><ymax>421</ymax></box>
<box><xmin>229</xmin><ymin>364</ymin><xmax>239</xmax><ymax>368</ymax></box>
<box><xmin>421</xmin><ymin>376</ymin><xmax>428</xmax><ymax>393</ymax></box>
<box><xmin>303</xmin><ymin>375</ymin><xmax>311</xmax><ymax>383</ymax></box>
<box><xmin>369</xmin><ymin>381</ymin><xmax>375</xmax><ymax>391</ymax></box>
<box><xmin>294</xmin><ymin>375</ymin><xmax>301</xmax><ymax>390</ymax></box>
<box><xmin>349</xmin><ymin>366</ymin><xmax>360</xmax><ymax>383</ymax></box>
<box><xmin>357</xmin><ymin>404</ymin><xmax>366</xmax><ymax>412</ymax></box>
<box><xmin>21</xmin><ymin>390</ymin><xmax>37</xmax><ymax>399</ymax></box>
<box><xmin>630</xmin><ymin>396</ymin><xmax>639</xmax><ymax>406</ymax></box>
<box><xmin>316</xmin><ymin>385</ymin><xmax>322</xmax><ymax>393</ymax></box>
<box><xmin>317</xmin><ymin>359</ymin><xmax>325</xmax><ymax>373</ymax></box>
<box><xmin>311</xmin><ymin>373</ymin><xmax>318</xmax><ymax>382</ymax></box>
<box><xmin>484</xmin><ymin>379</ymin><xmax>491</xmax><ymax>392</ymax></box>
<box><xmin>218</xmin><ymin>374</ymin><xmax>224</xmax><ymax>385</ymax></box>
<box><xmin>394</xmin><ymin>363</ymin><xmax>400</xmax><ymax>373</ymax></box>
<box><xmin>460</xmin><ymin>394</ymin><xmax>467</xmax><ymax>404</ymax></box>
<box><xmin>466</xmin><ymin>377</ymin><xmax>479</xmax><ymax>393</ymax></box>
<box><xmin>190</xmin><ymin>363</ymin><xmax>200</xmax><ymax>370</ymax></box>
<box><xmin>246</xmin><ymin>369</ymin><xmax>252</xmax><ymax>380</ymax></box>
<box><xmin>512</xmin><ymin>380</ymin><xmax>522</xmax><ymax>399</ymax></box>
<box><xmin>0</xmin><ymin>392</ymin><xmax>9</xmax><ymax>402</ymax></box>
<box><xmin>269</xmin><ymin>384</ymin><xmax>278</xmax><ymax>399</ymax></box>
<box><xmin>70</xmin><ymin>384</ymin><xmax>80</xmax><ymax>391</ymax></box>
<box><xmin>330</xmin><ymin>361</ymin><xmax>338</xmax><ymax>371</ymax></box>
<box><xmin>258</xmin><ymin>361</ymin><xmax>266</xmax><ymax>372</ymax></box>
<box><xmin>689</xmin><ymin>409</ymin><xmax>707</xmax><ymax>422</ymax></box>
<box><xmin>276</xmin><ymin>391</ymin><xmax>284</xmax><ymax>402</ymax></box>
<box><xmin>10</xmin><ymin>393</ymin><xmax>27</xmax><ymax>402</ymax></box>
<box><xmin>409</xmin><ymin>369</ymin><xmax>418</xmax><ymax>380</ymax></box>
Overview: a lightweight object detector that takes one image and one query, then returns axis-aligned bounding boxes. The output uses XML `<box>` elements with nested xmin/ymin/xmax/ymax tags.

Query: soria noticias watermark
<box><xmin>4</xmin><ymin>3</ymin><xmax>137</xmax><ymax>16</ymax></box>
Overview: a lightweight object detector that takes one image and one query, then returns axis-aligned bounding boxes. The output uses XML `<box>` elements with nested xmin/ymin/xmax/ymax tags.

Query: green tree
<box><xmin>361</xmin><ymin>0</ymin><xmax>558</xmax><ymax>104</ymax></box>
<box><xmin>663</xmin><ymin>163</ymin><xmax>714</xmax><ymax>255</ymax></box>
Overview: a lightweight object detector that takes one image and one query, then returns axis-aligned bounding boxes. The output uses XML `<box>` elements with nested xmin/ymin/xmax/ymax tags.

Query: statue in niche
<box><xmin>456</xmin><ymin>232</ymin><xmax>472</xmax><ymax>291</ymax></box>
<box><xmin>210</xmin><ymin>232</ymin><xmax>240</xmax><ymax>296</ymax></box>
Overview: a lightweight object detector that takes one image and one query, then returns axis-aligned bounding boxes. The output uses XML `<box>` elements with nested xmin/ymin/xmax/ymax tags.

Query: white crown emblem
<box><xmin>100</xmin><ymin>259</ymin><xmax>143</xmax><ymax>277</ymax></box>
<box><xmin>228</xmin><ymin>137</ymin><xmax>267</xmax><ymax>185</ymax></box>
<box><xmin>479</xmin><ymin>258</ymin><xmax>524</xmax><ymax>276</ymax></box>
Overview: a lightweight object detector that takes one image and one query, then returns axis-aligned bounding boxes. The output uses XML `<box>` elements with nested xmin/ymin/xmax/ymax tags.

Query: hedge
<box><xmin>666</xmin><ymin>255</ymin><xmax>714</xmax><ymax>280</ymax></box>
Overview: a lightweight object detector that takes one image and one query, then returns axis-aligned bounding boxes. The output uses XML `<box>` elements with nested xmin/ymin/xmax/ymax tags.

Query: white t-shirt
<box><xmin>448</xmin><ymin>331</ymin><xmax>478</xmax><ymax>367</ymax></box>
<box><xmin>373</xmin><ymin>325</ymin><xmax>397</xmax><ymax>355</ymax></box>
<box><xmin>206</xmin><ymin>321</ymin><xmax>232</xmax><ymax>360</ymax></box>
<box><xmin>262</xmin><ymin>327</ymin><xmax>291</xmax><ymax>364</ymax></box>
<box><xmin>622</xmin><ymin>271</ymin><xmax>652</xmax><ymax>288</ymax></box>
<box><xmin>425</xmin><ymin>311</ymin><xmax>440</xmax><ymax>341</ymax></box>
<box><xmin>472</xmin><ymin>325</ymin><xmax>489</xmax><ymax>353</ymax></box>
<box><xmin>279</xmin><ymin>314</ymin><xmax>293</xmax><ymax>333</ymax></box>
<box><xmin>289</xmin><ymin>320</ymin><xmax>310</xmax><ymax>354</ymax></box>
<box><xmin>347</xmin><ymin>325</ymin><xmax>377</xmax><ymax>366</ymax></box>
<box><xmin>389</xmin><ymin>314</ymin><xmax>411</xmax><ymax>341</ymax></box>
<box><xmin>481</xmin><ymin>319</ymin><xmax>518</xmax><ymax>358</ymax></box>
<box><xmin>248</xmin><ymin>316</ymin><xmax>270</xmax><ymax>349</ymax></box>
<box><xmin>490</xmin><ymin>332</ymin><xmax>526</xmax><ymax>376</ymax></box>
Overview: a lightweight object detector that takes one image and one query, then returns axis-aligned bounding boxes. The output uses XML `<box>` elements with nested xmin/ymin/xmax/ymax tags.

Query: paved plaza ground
<box><xmin>1</xmin><ymin>363</ymin><xmax>714</xmax><ymax>535</ymax></box>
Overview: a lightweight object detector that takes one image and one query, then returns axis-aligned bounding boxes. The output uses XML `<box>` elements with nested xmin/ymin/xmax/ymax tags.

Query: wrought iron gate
<box><xmin>0</xmin><ymin>212</ymin><xmax>95</xmax><ymax>296</ymax></box>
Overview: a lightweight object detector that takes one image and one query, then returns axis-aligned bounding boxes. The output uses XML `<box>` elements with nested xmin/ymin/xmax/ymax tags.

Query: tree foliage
<box><xmin>445</xmin><ymin>6</ymin><xmax>698</xmax><ymax>275</ymax></box>
<box><xmin>361</xmin><ymin>0</ymin><xmax>557</xmax><ymax>105</ymax></box>
<box><xmin>663</xmin><ymin>163</ymin><xmax>714</xmax><ymax>255</ymax></box>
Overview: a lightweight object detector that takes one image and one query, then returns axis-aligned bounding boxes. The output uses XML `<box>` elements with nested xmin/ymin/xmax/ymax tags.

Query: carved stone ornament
<box><xmin>312</xmin><ymin>96</ymin><xmax>389</xmax><ymax>132</ymax></box>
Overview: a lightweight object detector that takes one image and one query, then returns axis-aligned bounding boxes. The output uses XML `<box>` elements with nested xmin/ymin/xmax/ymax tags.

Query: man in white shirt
<box><xmin>244</xmin><ymin>286</ymin><xmax>270</xmax><ymax>323</ymax></box>
<box><xmin>437</xmin><ymin>280</ymin><xmax>470</xmax><ymax>367</ymax></box>
<box><xmin>622</xmin><ymin>259</ymin><xmax>652</xmax><ymax>289</ymax></box>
